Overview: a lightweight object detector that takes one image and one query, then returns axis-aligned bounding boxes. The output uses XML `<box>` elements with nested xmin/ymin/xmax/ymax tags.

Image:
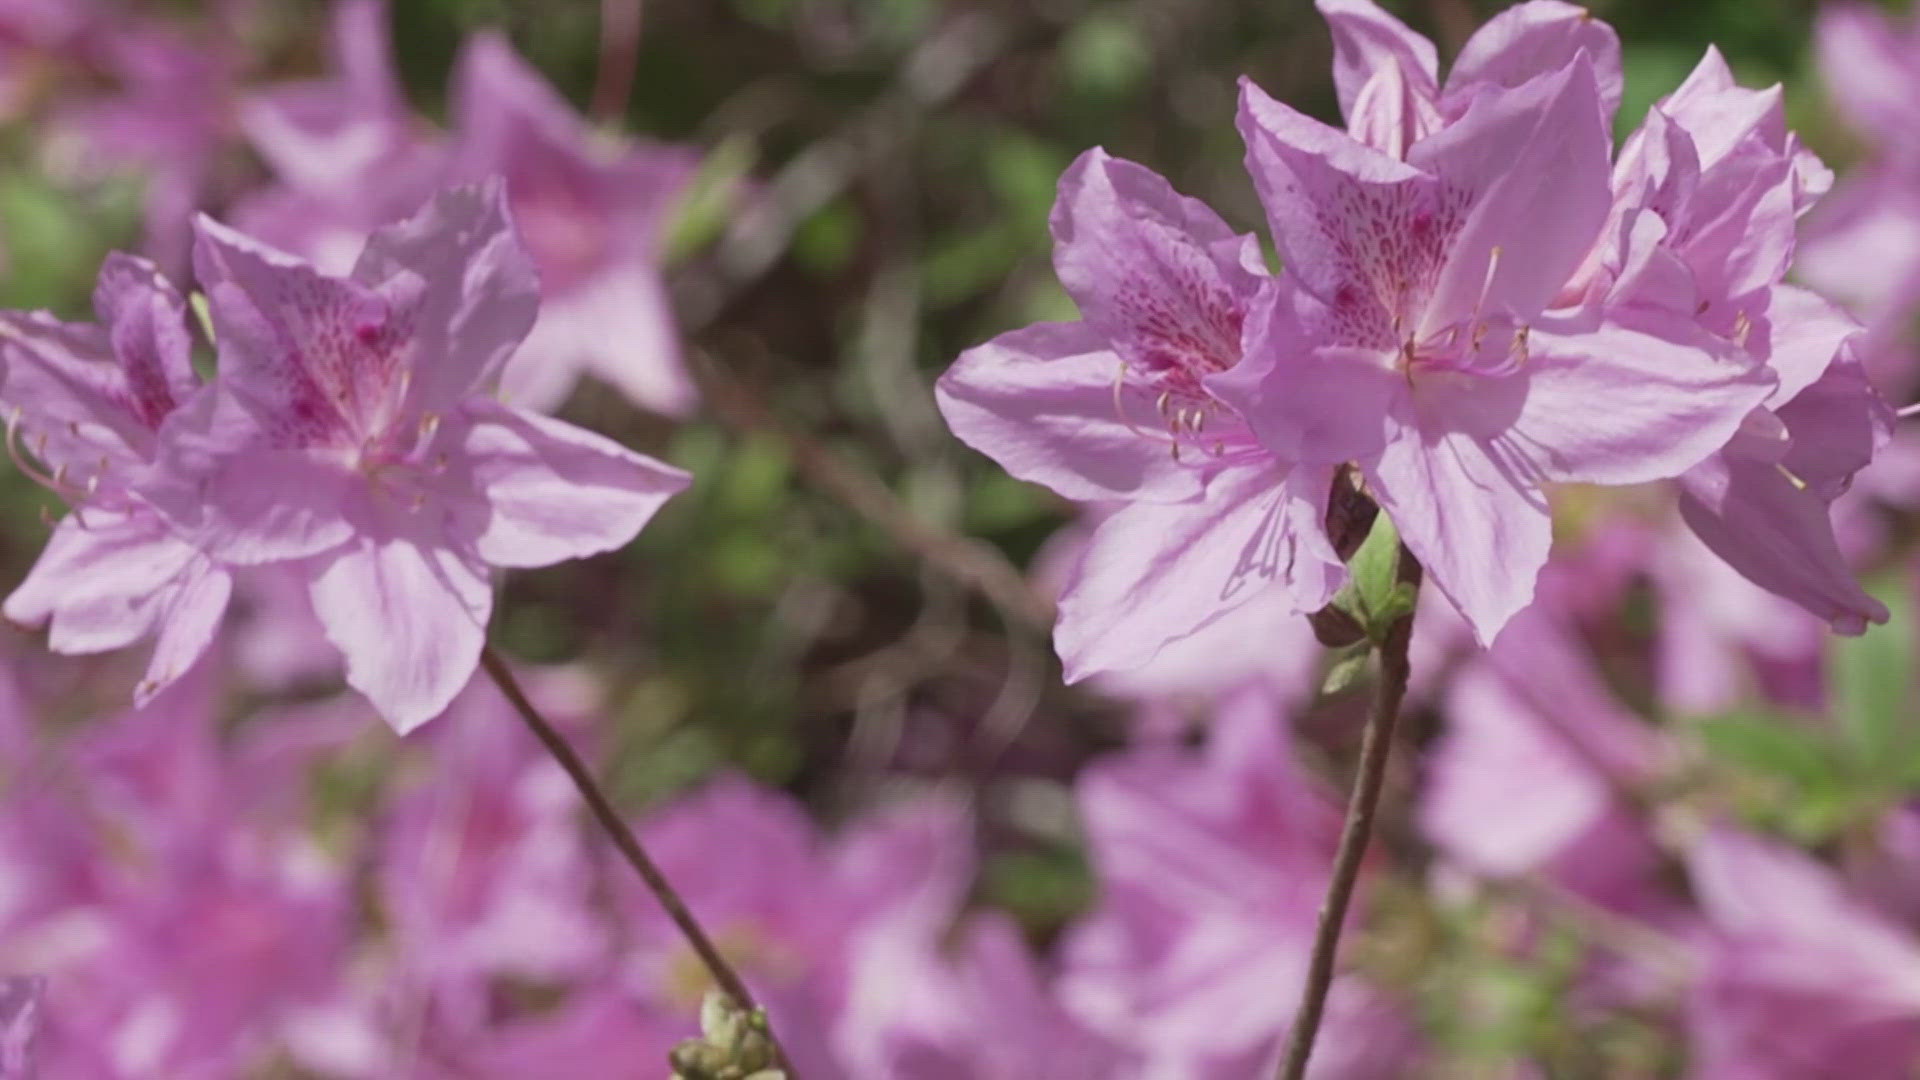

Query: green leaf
<box><xmin>1332</xmin><ymin>511</ymin><xmax>1412</xmax><ymax>646</ymax></box>
<box><xmin>1831</xmin><ymin>577</ymin><xmax>1916</xmax><ymax>774</ymax></box>
<box><xmin>661</xmin><ymin>135</ymin><xmax>757</xmax><ymax>263</ymax></box>
<box><xmin>1696</xmin><ymin>712</ymin><xmax>1849</xmax><ymax>791</ymax></box>
<box><xmin>1321</xmin><ymin>647</ymin><xmax>1372</xmax><ymax>696</ymax></box>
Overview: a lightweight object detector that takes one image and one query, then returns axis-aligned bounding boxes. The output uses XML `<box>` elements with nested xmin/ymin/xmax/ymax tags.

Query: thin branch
<box><xmin>478</xmin><ymin>647</ymin><xmax>795</xmax><ymax>1075</ymax></box>
<box><xmin>591</xmin><ymin>0</ymin><xmax>644</xmax><ymax>123</ymax></box>
<box><xmin>1279</xmin><ymin>549</ymin><xmax>1422</xmax><ymax>1080</ymax></box>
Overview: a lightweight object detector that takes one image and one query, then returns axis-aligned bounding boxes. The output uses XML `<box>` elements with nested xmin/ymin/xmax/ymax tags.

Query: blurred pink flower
<box><xmin>1059</xmin><ymin>687</ymin><xmax>1414</xmax><ymax>1076</ymax></box>
<box><xmin>0</xmin><ymin>253</ymin><xmax>231</xmax><ymax>705</ymax></box>
<box><xmin>450</xmin><ymin>34</ymin><xmax>701</xmax><ymax>416</ymax></box>
<box><xmin>237</xmin><ymin>0</ymin><xmax>702</xmax><ymax>417</ymax></box>
<box><xmin>143</xmin><ymin>183</ymin><xmax>690</xmax><ymax>730</ymax></box>
<box><xmin>1215</xmin><ymin>5</ymin><xmax>1770</xmax><ymax>644</ymax></box>
<box><xmin>1685</xmin><ymin>828</ymin><xmax>1920</xmax><ymax>1079</ymax></box>
<box><xmin>0</xmin><ymin>677</ymin><xmax>353</xmax><ymax>1078</ymax></box>
<box><xmin>936</xmin><ymin>148</ymin><xmax>1344</xmax><ymax>682</ymax></box>
<box><xmin>376</xmin><ymin>671</ymin><xmax>610</xmax><ymax>1017</ymax></box>
<box><xmin>879</xmin><ymin>915</ymin><xmax>1134</xmax><ymax>1079</ymax></box>
<box><xmin>623</xmin><ymin>778</ymin><xmax>975</xmax><ymax>1078</ymax></box>
<box><xmin>1421</xmin><ymin>605</ymin><xmax>1667</xmax><ymax>913</ymax></box>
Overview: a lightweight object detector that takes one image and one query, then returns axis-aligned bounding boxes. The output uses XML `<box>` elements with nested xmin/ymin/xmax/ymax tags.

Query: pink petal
<box><xmin>239</xmin><ymin>0</ymin><xmax>412</xmax><ymax>193</ymax></box>
<box><xmin>1315</xmin><ymin>0</ymin><xmax>1438</xmax><ymax>125</ymax></box>
<box><xmin>1366</xmin><ymin>427</ymin><xmax>1551</xmax><ymax>645</ymax></box>
<box><xmin>1208</xmin><ymin>280</ymin><xmax>1406</xmax><ymax>464</ymax></box>
<box><xmin>137</xmin><ymin>555</ymin><xmax>233</xmax><ymax>705</ymax></box>
<box><xmin>141</xmin><ymin>389</ymin><xmax>356</xmax><ymax>564</ymax></box>
<box><xmin>452</xmin><ymin>33</ymin><xmax>591</xmax><ymax>175</ymax></box>
<box><xmin>191</xmin><ymin>214</ymin><xmax>413</xmax><ymax>447</ymax></box>
<box><xmin>1763</xmin><ymin>284</ymin><xmax>1863</xmax><ymax>408</ymax></box>
<box><xmin>502</xmin><ymin>258</ymin><xmax>695</xmax><ymax>416</ymax></box>
<box><xmin>351</xmin><ymin>181</ymin><xmax>540</xmax><ymax>415</ymax></box>
<box><xmin>1679</xmin><ymin>448</ymin><xmax>1888</xmax><ymax>634</ymax></box>
<box><xmin>1053</xmin><ymin>463</ymin><xmax>1341</xmax><ymax>682</ymax></box>
<box><xmin>4</xmin><ymin>508</ymin><xmax>197</xmax><ymax>654</ymax></box>
<box><xmin>935</xmin><ymin>321</ymin><xmax>1206</xmax><ymax>503</ymax></box>
<box><xmin>1816</xmin><ymin>3</ymin><xmax>1918</xmax><ymax>150</ymax></box>
<box><xmin>1455</xmin><ymin>307</ymin><xmax>1775</xmax><ymax>486</ymax></box>
<box><xmin>92</xmin><ymin>252</ymin><xmax>199</xmax><ymax>422</ymax></box>
<box><xmin>308</xmin><ymin>529</ymin><xmax>493</xmax><ymax>733</ymax></box>
<box><xmin>0</xmin><ymin>310</ymin><xmax>151</xmax><ymax>474</ymax></box>
<box><xmin>1444</xmin><ymin>0</ymin><xmax>1623</xmax><ymax>121</ymax></box>
<box><xmin>1411</xmin><ymin>54</ymin><xmax>1612</xmax><ymax>334</ymax></box>
<box><xmin>1050</xmin><ymin>148</ymin><xmax>1264</xmax><ymax>385</ymax></box>
<box><xmin>1777</xmin><ymin>350</ymin><xmax>1892</xmax><ymax>499</ymax></box>
<box><xmin>451</xmin><ymin>398</ymin><xmax>689</xmax><ymax>568</ymax></box>
<box><xmin>1235</xmin><ymin>77</ymin><xmax>1429</xmax><ymax>341</ymax></box>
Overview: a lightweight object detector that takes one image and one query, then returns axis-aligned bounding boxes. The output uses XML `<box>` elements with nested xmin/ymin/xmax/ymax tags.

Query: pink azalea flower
<box><xmin>451</xmin><ymin>34</ymin><xmax>702</xmax><ymax>416</ymax></box>
<box><xmin>936</xmin><ymin>149</ymin><xmax>1344</xmax><ymax>682</ymax></box>
<box><xmin>1058</xmin><ymin>687</ymin><xmax>1415</xmax><ymax>1076</ymax></box>
<box><xmin>236</xmin><ymin>2</ymin><xmax>701</xmax><ymax>417</ymax></box>
<box><xmin>1212</xmin><ymin>9</ymin><xmax>1774</xmax><ymax>643</ymax></box>
<box><xmin>1684</xmin><ymin>828</ymin><xmax>1920</xmax><ymax>1078</ymax></box>
<box><xmin>142</xmin><ymin>182</ymin><xmax>691</xmax><ymax>731</ymax></box>
<box><xmin>1591</xmin><ymin>49</ymin><xmax>1892</xmax><ymax>633</ymax></box>
<box><xmin>0</xmin><ymin>253</ymin><xmax>232</xmax><ymax>705</ymax></box>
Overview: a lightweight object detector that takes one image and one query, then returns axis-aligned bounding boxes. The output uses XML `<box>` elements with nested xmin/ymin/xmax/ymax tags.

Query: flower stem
<box><xmin>1277</xmin><ymin>549</ymin><xmax>1421</xmax><ymax>1080</ymax></box>
<box><xmin>478</xmin><ymin>646</ymin><xmax>795</xmax><ymax>1075</ymax></box>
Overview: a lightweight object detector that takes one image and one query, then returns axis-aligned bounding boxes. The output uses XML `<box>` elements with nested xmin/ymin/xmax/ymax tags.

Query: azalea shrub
<box><xmin>0</xmin><ymin>0</ymin><xmax>1918</xmax><ymax>1077</ymax></box>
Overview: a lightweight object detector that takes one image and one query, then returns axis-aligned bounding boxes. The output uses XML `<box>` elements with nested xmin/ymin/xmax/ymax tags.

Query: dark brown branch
<box><xmin>1278</xmin><ymin>549</ymin><xmax>1422</xmax><ymax>1080</ymax></box>
<box><xmin>478</xmin><ymin>647</ymin><xmax>795</xmax><ymax>1075</ymax></box>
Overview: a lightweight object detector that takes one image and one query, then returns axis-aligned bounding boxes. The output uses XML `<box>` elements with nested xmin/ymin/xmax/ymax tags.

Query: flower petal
<box><xmin>4</xmin><ymin>509</ymin><xmax>196</xmax><ymax>654</ymax></box>
<box><xmin>1235</xmin><ymin>77</ymin><xmax>1429</xmax><ymax>337</ymax></box>
<box><xmin>1777</xmin><ymin>349</ymin><xmax>1893</xmax><ymax>499</ymax></box>
<box><xmin>502</xmin><ymin>258</ymin><xmax>695</xmax><ymax>417</ymax></box>
<box><xmin>192</xmin><ymin>214</ymin><xmax>411</xmax><ymax>447</ymax></box>
<box><xmin>308</xmin><ymin>529</ymin><xmax>493</xmax><ymax>732</ymax></box>
<box><xmin>1678</xmin><ymin>449</ymin><xmax>1887</xmax><ymax>634</ymax></box>
<box><xmin>1411</xmin><ymin>54</ymin><xmax>1612</xmax><ymax>333</ymax></box>
<box><xmin>935</xmin><ymin>322</ymin><xmax>1205</xmax><ymax>503</ymax></box>
<box><xmin>137</xmin><ymin>555</ymin><xmax>233</xmax><ymax>705</ymax></box>
<box><xmin>140</xmin><ymin>388</ymin><xmax>357</xmax><ymax>564</ymax></box>
<box><xmin>1815</xmin><ymin>3</ymin><xmax>1918</xmax><ymax>151</ymax></box>
<box><xmin>1763</xmin><ymin>284</ymin><xmax>1863</xmax><ymax>408</ymax></box>
<box><xmin>1315</xmin><ymin>0</ymin><xmax>1438</xmax><ymax>125</ymax></box>
<box><xmin>1054</xmin><ymin>463</ymin><xmax>1341</xmax><ymax>682</ymax></box>
<box><xmin>1454</xmin><ymin>307</ymin><xmax>1775</xmax><ymax>487</ymax></box>
<box><xmin>1444</xmin><ymin>0</ymin><xmax>1623</xmax><ymax>121</ymax></box>
<box><xmin>1207</xmin><ymin>280</ymin><xmax>1406</xmax><ymax>464</ymax></box>
<box><xmin>351</xmin><ymin>180</ymin><xmax>540</xmax><ymax>415</ymax></box>
<box><xmin>1366</xmin><ymin>427</ymin><xmax>1552</xmax><ymax>645</ymax></box>
<box><xmin>92</xmin><ymin>252</ymin><xmax>199</xmax><ymax>423</ymax></box>
<box><xmin>451</xmin><ymin>398</ymin><xmax>689</xmax><ymax>568</ymax></box>
<box><xmin>1049</xmin><ymin>148</ymin><xmax>1264</xmax><ymax>384</ymax></box>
